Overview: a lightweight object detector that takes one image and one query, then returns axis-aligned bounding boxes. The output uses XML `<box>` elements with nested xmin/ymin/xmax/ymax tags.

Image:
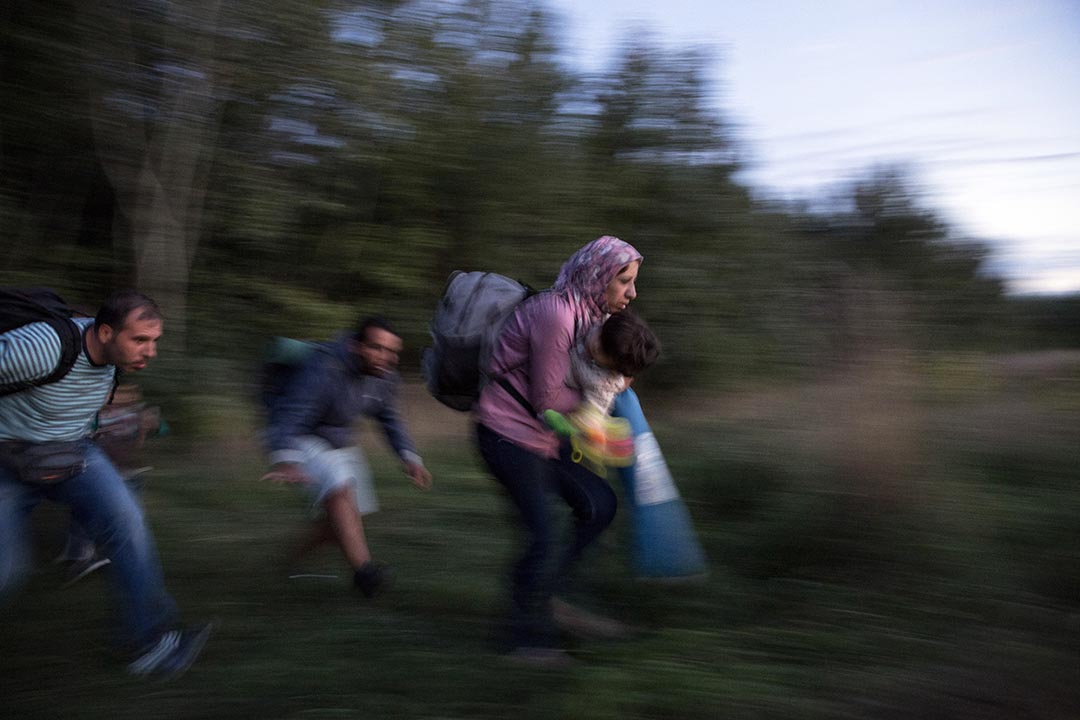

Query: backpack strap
<box><xmin>0</xmin><ymin>317</ymin><xmax>84</xmax><ymax>396</ymax></box>
<box><xmin>496</xmin><ymin>376</ymin><xmax>537</xmax><ymax>418</ymax></box>
<box><xmin>106</xmin><ymin>370</ymin><xmax>121</xmax><ymax>405</ymax></box>
<box><xmin>43</xmin><ymin>317</ymin><xmax>85</xmax><ymax>387</ymax></box>
<box><xmin>487</xmin><ymin>288</ymin><xmax>563</xmax><ymax>420</ymax></box>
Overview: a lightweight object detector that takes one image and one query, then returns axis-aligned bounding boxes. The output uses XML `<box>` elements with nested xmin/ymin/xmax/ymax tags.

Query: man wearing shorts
<box><xmin>263</xmin><ymin>316</ymin><xmax>432</xmax><ymax>596</ymax></box>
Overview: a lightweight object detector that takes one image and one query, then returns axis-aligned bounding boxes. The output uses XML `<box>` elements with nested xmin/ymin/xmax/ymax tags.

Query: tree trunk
<box><xmin>79</xmin><ymin>0</ymin><xmax>223</xmax><ymax>351</ymax></box>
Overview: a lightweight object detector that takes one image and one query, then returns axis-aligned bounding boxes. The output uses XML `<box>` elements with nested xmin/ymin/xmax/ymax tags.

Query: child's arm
<box><xmin>583</xmin><ymin>371</ymin><xmax>629</xmax><ymax>415</ymax></box>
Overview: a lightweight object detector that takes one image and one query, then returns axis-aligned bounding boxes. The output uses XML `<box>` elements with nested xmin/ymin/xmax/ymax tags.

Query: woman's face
<box><xmin>603</xmin><ymin>261</ymin><xmax>640</xmax><ymax>313</ymax></box>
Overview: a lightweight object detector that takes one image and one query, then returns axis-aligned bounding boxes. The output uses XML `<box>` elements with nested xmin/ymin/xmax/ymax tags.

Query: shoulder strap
<box><xmin>0</xmin><ymin>317</ymin><xmax>84</xmax><ymax>396</ymax></box>
<box><xmin>496</xmin><ymin>376</ymin><xmax>537</xmax><ymax>418</ymax></box>
<box><xmin>486</xmin><ymin>287</ymin><xmax>548</xmax><ymax>380</ymax></box>
<box><xmin>41</xmin><ymin>317</ymin><xmax>85</xmax><ymax>386</ymax></box>
<box><xmin>106</xmin><ymin>369</ymin><xmax>121</xmax><ymax>405</ymax></box>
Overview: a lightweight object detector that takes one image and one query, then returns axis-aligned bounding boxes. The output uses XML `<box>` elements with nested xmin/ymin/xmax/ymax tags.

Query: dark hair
<box><xmin>354</xmin><ymin>315</ymin><xmax>397</xmax><ymax>342</ymax></box>
<box><xmin>599</xmin><ymin>309</ymin><xmax>660</xmax><ymax>378</ymax></box>
<box><xmin>95</xmin><ymin>290</ymin><xmax>161</xmax><ymax>331</ymax></box>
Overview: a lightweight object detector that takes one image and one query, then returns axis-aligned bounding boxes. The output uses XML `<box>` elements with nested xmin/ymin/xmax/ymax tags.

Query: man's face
<box><xmin>355</xmin><ymin>327</ymin><xmax>402</xmax><ymax>377</ymax></box>
<box><xmin>99</xmin><ymin>310</ymin><xmax>163</xmax><ymax>373</ymax></box>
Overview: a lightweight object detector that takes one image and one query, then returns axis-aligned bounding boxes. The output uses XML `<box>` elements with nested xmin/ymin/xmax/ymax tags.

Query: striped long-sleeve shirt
<box><xmin>0</xmin><ymin>318</ymin><xmax>115</xmax><ymax>442</ymax></box>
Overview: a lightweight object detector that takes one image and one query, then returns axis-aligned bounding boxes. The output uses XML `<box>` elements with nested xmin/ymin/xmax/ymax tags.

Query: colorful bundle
<box><xmin>544</xmin><ymin>405</ymin><xmax>635</xmax><ymax>477</ymax></box>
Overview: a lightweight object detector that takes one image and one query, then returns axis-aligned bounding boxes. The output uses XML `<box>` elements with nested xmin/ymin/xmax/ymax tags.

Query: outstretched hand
<box><xmin>405</xmin><ymin>461</ymin><xmax>433</xmax><ymax>491</ymax></box>
<box><xmin>261</xmin><ymin>463</ymin><xmax>310</xmax><ymax>485</ymax></box>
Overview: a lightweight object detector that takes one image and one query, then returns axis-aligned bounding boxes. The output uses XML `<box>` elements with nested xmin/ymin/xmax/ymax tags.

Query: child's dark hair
<box><xmin>600</xmin><ymin>310</ymin><xmax>660</xmax><ymax>378</ymax></box>
<box><xmin>354</xmin><ymin>315</ymin><xmax>397</xmax><ymax>342</ymax></box>
<box><xmin>95</xmin><ymin>290</ymin><xmax>161</xmax><ymax>331</ymax></box>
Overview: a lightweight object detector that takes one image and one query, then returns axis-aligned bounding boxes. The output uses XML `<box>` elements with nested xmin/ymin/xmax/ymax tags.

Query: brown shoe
<box><xmin>550</xmin><ymin>598</ymin><xmax>633</xmax><ymax>640</ymax></box>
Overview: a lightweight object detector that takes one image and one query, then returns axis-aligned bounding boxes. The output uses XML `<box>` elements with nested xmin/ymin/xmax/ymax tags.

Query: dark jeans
<box><xmin>0</xmin><ymin>442</ymin><xmax>178</xmax><ymax>650</ymax></box>
<box><xmin>476</xmin><ymin>423</ymin><xmax>617</xmax><ymax>649</ymax></box>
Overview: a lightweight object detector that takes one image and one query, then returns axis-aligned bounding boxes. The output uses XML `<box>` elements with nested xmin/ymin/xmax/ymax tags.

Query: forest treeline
<box><xmin>3</xmin><ymin>0</ymin><xmax>1074</xmax><ymax>395</ymax></box>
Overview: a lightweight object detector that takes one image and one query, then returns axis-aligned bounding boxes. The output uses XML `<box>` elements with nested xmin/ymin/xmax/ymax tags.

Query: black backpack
<box><xmin>0</xmin><ymin>287</ymin><xmax>86</xmax><ymax>396</ymax></box>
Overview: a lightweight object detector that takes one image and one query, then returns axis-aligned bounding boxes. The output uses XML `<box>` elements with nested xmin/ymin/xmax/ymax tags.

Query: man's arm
<box><xmin>0</xmin><ymin>322</ymin><xmax>64</xmax><ymax>385</ymax></box>
<box><xmin>374</xmin><ymin>380</ymin><xmax>432</xmax><ymax>490</ymax></box>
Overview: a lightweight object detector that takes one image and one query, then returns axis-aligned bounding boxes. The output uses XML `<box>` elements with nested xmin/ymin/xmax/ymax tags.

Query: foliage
<box><xmin>1006</xmin><ymin>293</ymin><xmax>1080</xmax><ymax>348</ymax></box>
<box><xmin>1</xmin><ymin>0</ymin><xmax>1037</xmax><ymax>396</ymax></box>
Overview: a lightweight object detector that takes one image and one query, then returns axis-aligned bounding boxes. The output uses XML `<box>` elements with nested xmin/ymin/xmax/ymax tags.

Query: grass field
<box><xmin>2</xmin><ymin>357</ymin><xmax>1079</xmax><ymax>719</ymax></box>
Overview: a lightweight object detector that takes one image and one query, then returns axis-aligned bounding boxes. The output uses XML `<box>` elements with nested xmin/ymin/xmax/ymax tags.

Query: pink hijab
<box><xmin>553</xmin><ymin>235</ymin><xmax>643</xmax><ymax>331</ymax></box>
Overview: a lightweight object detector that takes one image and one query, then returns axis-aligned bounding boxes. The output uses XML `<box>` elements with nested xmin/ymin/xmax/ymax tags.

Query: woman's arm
<box><xmin>525</xmin><ymin>298</ymin><xmax>582</xmax><ymax>415</ymax></box>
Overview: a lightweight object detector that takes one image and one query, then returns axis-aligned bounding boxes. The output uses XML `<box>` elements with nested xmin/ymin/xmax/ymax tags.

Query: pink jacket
<box><xmin>475</xmin><ymin>235</ymin><xmax>643</xmax><ymax>458</ymax></box>
<box><xmin>474</xmin><ymin>292</ymin><xmax>581</xmax><ymax>458</ymax></box>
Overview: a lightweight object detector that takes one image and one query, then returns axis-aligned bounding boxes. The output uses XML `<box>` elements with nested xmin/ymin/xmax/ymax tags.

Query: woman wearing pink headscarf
<box><xmin>475</xmin><ymin>235</ymin><xmax>642</xmax><ymax>663</ymax></box>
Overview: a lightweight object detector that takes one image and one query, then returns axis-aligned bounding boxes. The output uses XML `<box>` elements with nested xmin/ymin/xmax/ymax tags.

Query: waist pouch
<box><xmin>0</xmin><ymin>440</ymin><xmax>89</xmax><ymax>484</ymax></box>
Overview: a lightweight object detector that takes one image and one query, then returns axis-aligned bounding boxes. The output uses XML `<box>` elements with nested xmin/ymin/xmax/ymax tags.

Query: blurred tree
<box><xmin>75</xmin><ymin>0</ymin><xmax>231</xmax><ymax>349</ymax></box>
<box><xmin>1</xmin><ymin>0</ymin><xmax>108</xmax><ymax>292</ymax></box>
<box><xmin>577</xmin><ymin>36</ymin><xmax>769</xmax><ymax>384</ymax></box>
<box><xmin>1008</xmin><ymin>294</ymin><xmax>1080</xmax><ymax>348</ymax></box>
<box><xmin>828</xmin><ymin>168</ymin><xmax>1005</xmax><ymax>351</ymax></box>
<box><xmin>201</xmin><ymin>0</ymin><xmax>589</xmax><ymax>351</ymax></box>
<box><xmin>3</xmin><ymin>0</ymin><xmax>1020</xmax><ymax>394</ymax></box>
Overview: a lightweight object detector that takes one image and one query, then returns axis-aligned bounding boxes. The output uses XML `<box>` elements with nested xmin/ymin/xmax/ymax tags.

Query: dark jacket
<box><xmin>265</xmin><ymin>335</ymin><xmax>420</xmax><ymax>466</ymax></box>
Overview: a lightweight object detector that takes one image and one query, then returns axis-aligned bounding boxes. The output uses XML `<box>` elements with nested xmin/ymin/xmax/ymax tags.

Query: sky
<box><xmin>545</xmin><ymin>0</ymin><xmax>1080</xmax><ymax>295</ymax></box>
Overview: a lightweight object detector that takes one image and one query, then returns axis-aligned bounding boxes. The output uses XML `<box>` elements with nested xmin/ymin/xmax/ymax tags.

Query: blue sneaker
<box><xmin>127</xmin><ymin>623</ymin><xmax>212</xmax><ymax>680</ymax></box>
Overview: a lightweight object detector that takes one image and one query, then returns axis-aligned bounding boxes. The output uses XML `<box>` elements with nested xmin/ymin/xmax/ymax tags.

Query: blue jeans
<box><xmin>0</xmin><ymin>441</ymin><xmax>178</xmax><ymax>649</ymax></box>
<box><xmin>476</xmin><ymin>424</ymin><xmax>617</xmax><ymax>649</ymax></box>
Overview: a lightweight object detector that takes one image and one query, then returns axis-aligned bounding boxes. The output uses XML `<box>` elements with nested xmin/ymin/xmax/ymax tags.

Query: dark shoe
<box><xmin>353</xmin><ymin>561</ymin><xmax>392</xmax><ymax>598</ymax></box>
<box><xmin>127</xmin><ymin>623</ymin><xmax>213</xmax><ymax>680</ymax></box>
<box><xmin>62</xmin><ymin>555</ymin><xmax>111</xmax><ymax>587</ymax></box>
<box><xmin>551</xmin><ymin>598</ymin><xmax>633</xmax><ymax>640</ymax></box>
<box><xmin>503</xmin><ymin>646</ymin><xmax>576</xmax><ymax>669</ymax></box>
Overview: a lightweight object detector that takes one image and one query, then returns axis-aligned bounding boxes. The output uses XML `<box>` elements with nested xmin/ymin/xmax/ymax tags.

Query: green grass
<box><xmin>3</xmin><ymin>373</ymin><xmax>1080</xmax><ymax>719</ymax></box>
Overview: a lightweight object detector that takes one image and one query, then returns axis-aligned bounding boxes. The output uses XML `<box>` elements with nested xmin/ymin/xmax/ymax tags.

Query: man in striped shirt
<box><xmin>0</xmin><ymin>290</ymin><xmax>209</xmax><ymax>679</ymax></box>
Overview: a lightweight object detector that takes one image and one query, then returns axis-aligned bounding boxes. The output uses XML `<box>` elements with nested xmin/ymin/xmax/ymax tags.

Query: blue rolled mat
<box><xmin>612</xmin><ymin>388</ymin><xmax>707</xmax><ymax>579</ymax></box>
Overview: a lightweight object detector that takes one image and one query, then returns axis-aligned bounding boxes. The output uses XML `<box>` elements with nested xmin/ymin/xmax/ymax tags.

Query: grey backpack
<box><xmin>422</xmin><ymin>271</ymin><xmax>536</xmax><ymax>411</ymax></box>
